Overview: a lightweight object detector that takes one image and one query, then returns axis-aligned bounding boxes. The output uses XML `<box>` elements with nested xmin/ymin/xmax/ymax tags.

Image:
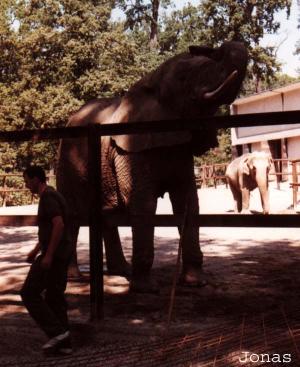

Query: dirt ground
<box><xmin>1</xmin><ymin>182</ymin><xmax>300</xmax><ymax>366</ymax></box>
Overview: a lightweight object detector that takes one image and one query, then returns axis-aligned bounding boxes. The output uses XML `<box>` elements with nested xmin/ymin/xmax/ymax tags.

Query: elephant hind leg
<box><xmin>228</xmin><ymin>181</ymin><xmax>242</xmax><ymax>212</ymax></box>
<box><xmin>68</xmin><ymin>222</ymin><xmax>81</xmax><ymax>278</ymax></box>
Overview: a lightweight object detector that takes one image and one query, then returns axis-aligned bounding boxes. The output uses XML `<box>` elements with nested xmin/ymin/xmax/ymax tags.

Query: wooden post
<box><xmin>88</xmin><ymin>124</ymin><xmax>104</xmax><ymax>320</ymax></box>
<box><xmin>275</xmin><ymin>160</ymin><xmax>280</xmax><ymax>190</ymax></box>
<box><xmin>292</xmin><ymin>161</ymin><xmax>298</xmax><ymax>210</ymax></box>
<box><xmin>213</xmin><ymin>165</ymin><xmax>217</xmax><ymax>189</ymax></box>
<box><xmin>3</xmin><ymin>175</ymin><xmax>7</xmax><ymax>207</ymax></box>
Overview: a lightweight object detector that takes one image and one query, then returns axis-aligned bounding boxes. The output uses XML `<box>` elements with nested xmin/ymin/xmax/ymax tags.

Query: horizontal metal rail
<box><xmin>1</xmin><ymin>110</ymin><xmax>300</xmax><ymax>141</ymax></box>
<box><xmin>0</xmin><ymin>214</ymin><xmax>299</xmax><ymax>228</ymax></box>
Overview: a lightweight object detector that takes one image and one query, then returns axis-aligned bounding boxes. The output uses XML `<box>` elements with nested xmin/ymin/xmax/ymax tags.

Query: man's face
<box><xmin>23</xmin><ymin>174</ymin><xmax>39</xmax><ymax>194</ymax></box>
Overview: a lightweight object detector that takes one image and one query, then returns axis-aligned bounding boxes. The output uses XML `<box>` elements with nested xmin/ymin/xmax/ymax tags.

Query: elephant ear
<box><xmin>109</xmin><ymin>96</ymin><xmax>192</xmax><ymax>152</ymax></box>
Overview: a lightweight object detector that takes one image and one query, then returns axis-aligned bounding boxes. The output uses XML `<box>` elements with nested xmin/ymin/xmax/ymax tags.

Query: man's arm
<box><xmin>41</xmin><ymin>216</ymin><xmax>64</xmax><ymax>269</ymax></box>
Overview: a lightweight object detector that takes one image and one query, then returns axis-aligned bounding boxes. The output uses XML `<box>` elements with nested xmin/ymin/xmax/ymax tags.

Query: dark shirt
<box><xmin>38</xmin><ymin>186</ymin><xmax>72</xmax><ymax>259</ymax></box>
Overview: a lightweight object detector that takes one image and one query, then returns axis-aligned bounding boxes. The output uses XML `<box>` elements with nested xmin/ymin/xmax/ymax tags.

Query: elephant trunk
<box><xmin>256</xmin><ymin>172</ymin><xmax>270</xmax><ymax>214</ymax></box>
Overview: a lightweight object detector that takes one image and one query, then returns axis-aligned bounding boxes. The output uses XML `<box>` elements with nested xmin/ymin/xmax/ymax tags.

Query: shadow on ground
<box><xmin>1</xmin><ymin>232</ymin><xmax>300</xmax><ymax>365</ymax></box>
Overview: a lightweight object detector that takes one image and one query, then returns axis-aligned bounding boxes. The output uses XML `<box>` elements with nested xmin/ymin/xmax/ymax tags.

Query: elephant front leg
<box><xmin>67</xmin><ymin>221</ymin><xmax>81</xmax><ymax>278</ymax></box>
<box><xmin>130</xmin><ymin>223</ymin><xmax>158</xmax><ymax>293</ymax></box>
<box><xmin>241</xmin><ymin>187</ymin><xmax>251</xmax><ymax>214</ymax></box>
<box><xmin>169</xmin><ymin>184</ymin><xmax>205</xmax><ymax>287</ymax></box>
<box><xmin>228</xmin><ymin>181</ymin><xmax>242</xmax><ymax>212</ymax></box>
<box><xmin>129</xmin><ymin>198</ymin><xmax>158</xmax><ymax>293</ymax></box>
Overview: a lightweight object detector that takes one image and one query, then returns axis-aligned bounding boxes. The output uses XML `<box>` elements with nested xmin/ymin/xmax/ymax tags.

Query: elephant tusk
<box><xmin>203</xmin><ymin>70</ymin><xmax>238</xmax><ymax>100</ymax></box>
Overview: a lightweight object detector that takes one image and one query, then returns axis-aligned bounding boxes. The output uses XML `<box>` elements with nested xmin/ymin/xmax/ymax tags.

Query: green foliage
<box><xmin>243</xmin><ymin>72</ymin><xmax>300</xmax><ymax>96</ymax></box>
<box><xmin>0</xmin><ymin>0</ymin><xmax>142</xmax><ymax>169</ymax></box>
<box><xmin>200</xmin><ymin>0</ymin><xmax>291</xmax><ymax>92</ymax></box>
<box><xmin>0</xmin><ymin>0</ymin><xmax>293</xmax><ymax>179</ymax></box>
<box><xmin>0</xmin><ymin>170</ymin><xmax>35</xmax><ymax>206</ymax></box>
<box><xmin>195</xmin><ymin>128</ymin><xmax>232</xmax><ymax>167</ymax></box>
<box><xmin>4</xmin><ymin>191</ymin><xmax>34</xmax><ymax>206</ymax></box>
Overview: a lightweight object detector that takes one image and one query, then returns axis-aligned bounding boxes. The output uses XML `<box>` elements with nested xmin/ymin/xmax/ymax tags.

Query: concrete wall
<box><xmin>284</xmin><ymin>89</ymin><xmax>300</xmax><ymax>111</ymax></box>
<box><xmin>287</xmin><ymin>136</ymin><xmax>300</xmax><ymax>160</ymax></box>
<box><xmin>236</xmin><ymin>93</ymin><xmax>282</xmax><ymax>114</ymax></box>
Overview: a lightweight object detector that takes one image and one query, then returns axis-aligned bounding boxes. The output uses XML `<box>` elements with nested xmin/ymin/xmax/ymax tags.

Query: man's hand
<box><xmin>40</xmin><ymin>254</ymin><xmax>53</xmax><ymax>270</ymax></box>
<box><xmin>26</xmin><ymin>243</ymin><xmax>40</xmax><ymax>263</ymax></box>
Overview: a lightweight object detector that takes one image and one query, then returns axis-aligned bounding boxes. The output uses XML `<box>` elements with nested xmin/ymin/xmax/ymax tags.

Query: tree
<box><xmin>199</xmin><ymin>0</ymin><xmax>291</xmax><ymax>93</ymax></box>
<box><xmin>0</xmin><ymin>0</ymin><xmax>293</xmax><ymax>173</ymax></box>
<box><xmin>0</xmin><ymin>0</ymin><xmax>140</xmax><ymax>169</ymax></box>
<box><xmin>295</xmin><ymin>0</ymin><xmax>300</xmax><ymax>74</ymax></box>
<box><xmin>118</xmin><ymin>0</ymin><xmax>172</xmax><ymax>48</ymax></box>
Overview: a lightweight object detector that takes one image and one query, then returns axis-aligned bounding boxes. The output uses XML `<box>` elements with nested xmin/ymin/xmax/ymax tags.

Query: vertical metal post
<box><xmin>88</xmin><ymin>124</ymin><xmax>103</xmax><ymax>320</ymax></box>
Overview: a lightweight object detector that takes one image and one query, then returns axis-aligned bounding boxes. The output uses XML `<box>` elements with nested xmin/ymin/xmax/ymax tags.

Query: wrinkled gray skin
<box><xmin>226</xmin><ymin>152</ymin><xmax>273</xmax><ymax>214</ymax></box>
<box><xmin>57</xmin><ymin>41</ymin><xmax>248</xmax><ymax>290</ymax></box>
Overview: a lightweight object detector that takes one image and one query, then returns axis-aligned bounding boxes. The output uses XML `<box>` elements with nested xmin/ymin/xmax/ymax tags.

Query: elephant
<box><xmin>56</xmin><ymin>41</ymin><xmax>248</xmax><ymax>292</ymax></box>
<box><xmin>225</xmin><ymin>152</ymin><xmax>273</xmax><ymax>214</ymax></box>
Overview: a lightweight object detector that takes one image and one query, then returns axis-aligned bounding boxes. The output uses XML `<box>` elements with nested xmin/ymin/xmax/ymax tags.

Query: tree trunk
<box><xmin>149</xmin><ymin>0</ymin><xmax>159</xmax><ymax>49</ymax></box>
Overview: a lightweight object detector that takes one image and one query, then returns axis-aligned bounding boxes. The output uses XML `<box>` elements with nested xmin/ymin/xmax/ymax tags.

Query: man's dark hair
<box><xmin>23</xmin><ymin>166</ymin><xmax>46</xmax><ymax>183</ymax></box>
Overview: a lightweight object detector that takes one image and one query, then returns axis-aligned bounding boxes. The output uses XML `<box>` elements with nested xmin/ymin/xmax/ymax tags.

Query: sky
<box><xmin>260</xmin><ymin>0</ymin><xmax>299</xmax><ymax>76</ymax></box>
<box><xmin>113</xmin><ymin>0</ymin><xmax>300</xmax><ymax>77</ymax></box>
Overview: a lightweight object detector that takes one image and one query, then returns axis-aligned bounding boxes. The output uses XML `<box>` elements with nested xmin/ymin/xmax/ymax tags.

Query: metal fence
<box><xmin>1</xmin><ymin>110</ymin><xmax>300</xmax><ymax>319</ymax></box>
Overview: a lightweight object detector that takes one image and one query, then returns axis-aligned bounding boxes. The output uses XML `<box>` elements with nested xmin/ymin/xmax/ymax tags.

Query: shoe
<box><xmin>42</xmin><ymin>331</ymin><xmax>70</xmax><ymax>354</ymax></box>
<box><xmin>43</xmin><ymin>337</ymin><xmax>73</xmax><ymax>356</ymax></box>
<box><xmin>56</xmin><ymin>337</ymin><xmax>73</xmax><ymax>355</ymax></box>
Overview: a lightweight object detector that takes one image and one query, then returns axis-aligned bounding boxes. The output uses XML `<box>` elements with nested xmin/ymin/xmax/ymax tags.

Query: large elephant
<box><xmin>225</xmin><ymin>152</ymin><xmax>273</xmax><ymax>214</ymax></box>
<box><xmin>56</xmin><ymin>41</ymin><xmax>248</xmax><ymax>292</ymax></box>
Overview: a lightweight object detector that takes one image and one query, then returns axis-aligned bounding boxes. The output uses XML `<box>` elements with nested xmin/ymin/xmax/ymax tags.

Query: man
<box><xmin>21</xmin><ymin>166</ymin><xmax>72</xmax><ymax>355</ymax></box>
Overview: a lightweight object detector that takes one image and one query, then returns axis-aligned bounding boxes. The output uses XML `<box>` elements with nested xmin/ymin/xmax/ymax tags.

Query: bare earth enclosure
<box><xmin>1</xmin><ymin>182</ymin><xmax>300</xmax><ymax>366</ymax></box>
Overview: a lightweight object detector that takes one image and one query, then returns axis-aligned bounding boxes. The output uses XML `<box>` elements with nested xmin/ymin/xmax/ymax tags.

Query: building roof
<box><xmin>233</xmin><ymin>81</ymin><xmax>300</xmax><ymax>106</ymax></box>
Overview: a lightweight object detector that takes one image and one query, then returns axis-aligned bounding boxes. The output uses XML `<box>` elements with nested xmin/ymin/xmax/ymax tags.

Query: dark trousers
<box><xmin>21</xmin><ymin>255</ymin><xmax>70</xmax><ymax>338</ymax></box>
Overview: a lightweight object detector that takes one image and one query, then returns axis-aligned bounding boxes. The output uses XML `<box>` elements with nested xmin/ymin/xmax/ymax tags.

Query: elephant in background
<box><xmin>56</xmin><ymin>41</ymin><xmax>248</xmax><ymax>292</ymax></box>
<box><xmin>225</xmin><ymin>152</ymin><xmax>273</xmax><ymax>214</ymax></box>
